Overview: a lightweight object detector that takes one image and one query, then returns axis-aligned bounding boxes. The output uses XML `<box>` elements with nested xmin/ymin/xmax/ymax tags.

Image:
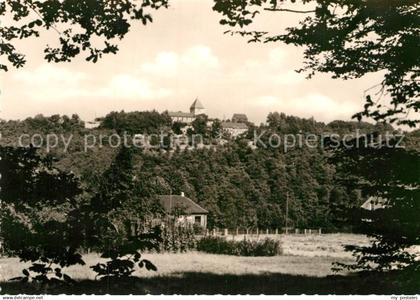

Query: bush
<box><xmin>196</xmin><ymin>236</ymin><xmax>282</xmax><ymax>256</ymax></box>
<box><xmin>158</xmin><ymin>225</ymin><xmax>196</xmax><ymax>253</ymax></box>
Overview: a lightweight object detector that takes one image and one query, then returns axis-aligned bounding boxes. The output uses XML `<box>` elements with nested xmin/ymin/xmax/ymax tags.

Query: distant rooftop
<box><xmin>168</xmin><ymin>111</ymin><xmax>195</xmax><ymax>118</ymax></box>
<box><xmin>221</xmin><ymin>122</ymin><xmax>248</xmax><ymax>129</ymax></box>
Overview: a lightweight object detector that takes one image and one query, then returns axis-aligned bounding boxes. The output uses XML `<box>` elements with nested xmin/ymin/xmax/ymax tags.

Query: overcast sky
<box><xmin>0</xmin><ymin>0</ymin><xmax>384</xmax><ymax>125</ymax></box>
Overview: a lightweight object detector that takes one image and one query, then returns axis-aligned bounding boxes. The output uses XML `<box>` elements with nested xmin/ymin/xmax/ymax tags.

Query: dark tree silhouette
<box><xmin>213</xmin><ymin>0</ymin><xmax>420</xmax><ymax>127</ymax></box>
<box><xmin>87</xmin><ymin>146</ymin><xmax>162</xmax><ymax>279</ymax></box>
<box><xmin>191</xmin><ymin>114</ymin><xmax>209</xmax><ymax>137</ymax></box>
<box><xmin>327</xmin><ymin>134</ymin><xmax>420</xmax><ymax>271</ymax></box>
<box><xmin>0</xmin><ymin>146</ymin><xmax>85</xmax><ymax>284</ymax></box>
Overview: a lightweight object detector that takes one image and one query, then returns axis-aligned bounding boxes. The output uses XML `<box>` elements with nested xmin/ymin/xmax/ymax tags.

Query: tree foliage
<box><xmin>0</xmin><ymin>146</ymin><xmax>85</xmax><ymax>284</ymax></box>
<box><xmin>2</xmin><ymin>112</ymin><xmax>411</xmax><ymax>232</ymax></box>
<box><xmin>3</xmin><ymin>0</ymin><xmax>417</xmax><ymax>126</ymax></box>
<box><xmin>99</xmin><ymin>110</ymin><xmax>172</xmax><ymax>134</ymax></box>
<box><xmin>86</xmin><ymin>146</ymin><xmax>162</xmax><ymax>279</ymax></box>
<box><xmin>0</xmin><ymin>143</ymin><xmax>163</xmax><ymax>282</ymax></box>
<box><xmin>328</xmin><ymin>134</ymin><xmax>420</xmax><ymax>271</ymax></box>
<box><xmin>1</xmin><ymin>0</ymin><xmax>169</xmax><ymax>71</ymax></box>
<box><xmin>191</xmin><ymin>114</ymin><xmax>210</xmax><ymax>137</ymax></box>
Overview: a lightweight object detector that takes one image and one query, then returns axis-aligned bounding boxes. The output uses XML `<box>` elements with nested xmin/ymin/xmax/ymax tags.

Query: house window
<box><xmin>194</xmin><ymin>216</ymin><xmax>201</xmax><ymax>224</ymax></box>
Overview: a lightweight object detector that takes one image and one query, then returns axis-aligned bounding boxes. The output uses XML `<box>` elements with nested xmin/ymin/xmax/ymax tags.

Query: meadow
<box><xmin>1</xmin><ymin>234</ymin><xmax>418</xmax><ymax>294</ymax></box>
<box><xmin>0</xmin><ymin>233</ymin><xmax>364</xmax><ymax>280</ymax></box>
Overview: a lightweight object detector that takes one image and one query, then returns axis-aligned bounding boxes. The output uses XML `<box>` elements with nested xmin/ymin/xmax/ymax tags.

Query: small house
<box><xmin>158</xmin><ymin>193</ymin><xmax>208</xmax><ymax>228</ymax></box>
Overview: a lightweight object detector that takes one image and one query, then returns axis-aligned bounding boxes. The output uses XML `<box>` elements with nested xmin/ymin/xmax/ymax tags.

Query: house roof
<box><xmin>190</xmin><ymin>98</ymin><xmax>205</xmax><ymax>110</ymax></box>
<box><xmin>158</xmin><ymin>195</ymin><xmax>208</xmax><ymax>214</ymax></box>
<box><xmin>221</xmin><ymin>122</ymin><xmax>248</xmax><ymax>129</ymax></box>
<box><xmin>168</xmin><ymin>111</ymin><xmax>195</xmax><ymax>118</ymax></box>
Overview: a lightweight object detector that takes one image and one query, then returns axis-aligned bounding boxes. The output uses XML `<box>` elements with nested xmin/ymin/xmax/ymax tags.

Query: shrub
<box><xmin>196</xmin><ymin>236</ymin><xmax>282</xmax><ymax>256</ymax></box>
<box><xmin>158</xmin><ymin>225</ymin><xmax>196</xmax><ymax>253</ymax></box>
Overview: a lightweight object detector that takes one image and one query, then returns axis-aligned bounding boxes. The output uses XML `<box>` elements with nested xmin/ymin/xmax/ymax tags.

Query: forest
<box><xmin>0</xmin><ymin>111</ymin><xmax>418</xmax><ymax>231</ymax></box>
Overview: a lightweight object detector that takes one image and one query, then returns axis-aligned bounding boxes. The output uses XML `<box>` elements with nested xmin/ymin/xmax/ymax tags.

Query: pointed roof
<box><xmin>158</xmin><ymin>195</ymin><xmax>208</xmax><ymax>214</ymax></box>
<box><xmin>190</xmin><ymin>98</ymin><xmax>205</xmax><ymax>110</ymax></box>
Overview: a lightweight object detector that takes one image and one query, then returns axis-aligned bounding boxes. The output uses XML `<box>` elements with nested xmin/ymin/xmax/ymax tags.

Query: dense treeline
<box><xmin>1</xmin><ymin>111</ymin><xmax>417</xmax><ymax>231</ymax></box>
<box><xmin>98</xmin><ymin>110</ymin><xmax>172</xmax><ymax>134</ymax></box>
<box><xmin>0</xmin><ymin>113</ymin><xmax>85</xmax><ymax>135</ymax></box>
<box><xmin>134</xmin><ymin>144</ymin><xmax>339</xmax><ymax>230</ymax></box>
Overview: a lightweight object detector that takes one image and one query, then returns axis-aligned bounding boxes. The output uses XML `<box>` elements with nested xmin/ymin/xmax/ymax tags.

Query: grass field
<box><xmin>1</xmin><ymin>233</ymin><xmax>363</xmax><ymax>281</ymax></box>
<box><xmin>1</xmin><ymin>234</ymin><xmax>419</xmax><ymax>294</ymax></box>
<box><xmin>231</xmin><ymin>233</ymin><xmax>372</xmax><ymax>258</ymax></box>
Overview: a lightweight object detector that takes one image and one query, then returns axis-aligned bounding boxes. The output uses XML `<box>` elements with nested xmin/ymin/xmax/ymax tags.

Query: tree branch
<box><xmin>22</xmin><ymin>0</ymin><xmax>62</xmax><ymax>34</ymax></box>
<box><xmin>264</xmin><ymin>8</ymin><xmax>315</xmax><ymax>13</ymax></box>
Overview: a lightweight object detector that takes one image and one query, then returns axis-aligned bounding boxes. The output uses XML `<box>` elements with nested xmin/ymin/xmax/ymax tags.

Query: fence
<box><xmin>205</xmin><ymin>228</ymin><xmax>323</xmax><ymax>236</ymax></box>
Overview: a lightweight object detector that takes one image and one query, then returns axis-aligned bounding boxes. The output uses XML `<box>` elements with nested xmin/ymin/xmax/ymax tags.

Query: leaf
<box><xmin>55</xmin><ymin>268</ymin><xmax>63</xmax><ymax>278</ymax></box>
<box><xmin>33</xmin><ymin>274</ymin><xmax>48</xmax><ymax>283</ymax></box>
<box><xmin>29</xmin><ymin>263</ymin><xmax>48</xmax><ymax>274</ymax></box>
<box><xmin>142</xmin><ymin>259</ymin><xmax>157</xmax><ymax>271</ymax></box>
<box><xmin>50</xmin><ymin>277</ymin><xmax>63</xmax><ymax>284</ymax></box>
<box><xmin>63</xmin><ymin>274</ymin><xmax>75</xmax><ymax>284</ymax></box>
<box><xmin>0</xmin><ymin>64</ymin><xmax>8</xmax><ymax>71</ymax></box>
<box><xmin>9</xmin><ymin>276</ymin><xmax>24</xmax><ymax>281</ymax></box>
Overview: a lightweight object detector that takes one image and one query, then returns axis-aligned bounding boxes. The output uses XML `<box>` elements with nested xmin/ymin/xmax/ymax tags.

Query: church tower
<box><xmin>190</xmin><ymin>98</ymin><xmax>205</xmax><ymax>115</ymax></box>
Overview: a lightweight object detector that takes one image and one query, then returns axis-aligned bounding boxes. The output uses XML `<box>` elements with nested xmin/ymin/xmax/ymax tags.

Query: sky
<box><xmin>0</xmin><ymin>0</ymin><xmax>384</xmax><ymax>125</ymax></box>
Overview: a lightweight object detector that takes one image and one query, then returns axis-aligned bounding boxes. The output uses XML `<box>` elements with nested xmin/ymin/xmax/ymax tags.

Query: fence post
<box><xmin>266</xmin><ymin>229</ymin><xmax>269</xmax><ymax>235</ymax></box>
<box><xmin>224</xmin><ymin>228</ymin><xmax>228</xmax><ymax>236</ymax></box>
<box><xmin>212</xmin><ymin>228</ymin><xmax>216</xmax><ymax>236</ymax></box>
<box><xmin>236</xmin><ymin>228</ymin><xmax>239</xmax><ymax>236</ymax></box>
<box><xmin>256</xmin><ymin>228</ymin><xmax>259</xmax><ymax>236</ymax></box>
<box><xmin>275</xmin><ymin>228</ymin><xmax>278</xmax><ymax>235</ymax></box>
<box><xmin>295</xmin><ymin>228</ymin><xmax>299</xmax><ymax>234</ymax></box>
<box><xmin>318</xmin><ymin>228</ymin><xmax>322</xmax><ymax>235</ymax></box>
<box><xmin>304</xmin><ymin>229</ymin><xmax>307</xmax><ymax>235</ymax></box>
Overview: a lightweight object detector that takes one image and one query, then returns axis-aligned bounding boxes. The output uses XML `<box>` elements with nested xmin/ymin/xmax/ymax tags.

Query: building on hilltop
<box><xmin>168</xmin><ymin>98</ymin><xmax>205</xmax><ymax>124</ymax></box>
<box><xmin>158</xmin><ymin>192</ymin><xmax>208</xmax><ymax>228</ymax></box>
<box><xmin>221</xmin><ymin>121</ymin><xmax>248</xmax><ymax>137</ymax></box>
<box><xmin>190</xmin><ymin>98</ymin><xmax>205</xmax><ymax>115</ymax></box>
<box><xmin>168</xmin><ymin>111</ymin><xmax>196</xmax><ymax>123</ymax></box>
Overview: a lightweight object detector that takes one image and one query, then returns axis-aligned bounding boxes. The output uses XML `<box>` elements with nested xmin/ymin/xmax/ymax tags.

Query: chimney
<box><xmin>181</xmin><ymin>192</ymin><xmax>185</xmax><ymax>197</ymax></box>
